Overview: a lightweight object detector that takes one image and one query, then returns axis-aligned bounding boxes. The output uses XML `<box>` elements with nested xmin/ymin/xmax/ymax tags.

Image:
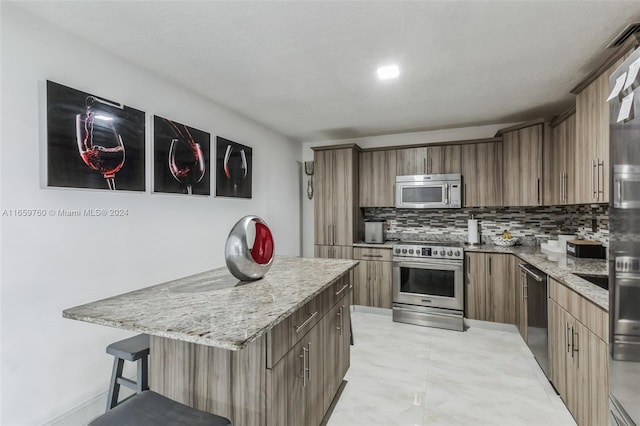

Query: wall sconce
<box><xmin>304</xmin><ymin>161</ymin><xmax>314</xmax><ymax>200</ymax></box>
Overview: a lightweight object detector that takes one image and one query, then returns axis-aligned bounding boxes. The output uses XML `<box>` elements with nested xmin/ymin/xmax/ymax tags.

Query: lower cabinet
<box><xmin>464</xmin><ymin>252</ymin><xmax>515</xmax><ymax>324</ymax></box>
<box><xmin>267</xmin><ymin>285</ymin><xmax>352</xmax><ymax>426</ymax></box>
<box><xmin>548</xmin><ymin>277</ymin><xmax>608</xmax><ymax>426</ymax></box>
<box><xmin>353</xmin><ymin>247</ymin><xmax>392</xmax><ymax>308</ymax></box>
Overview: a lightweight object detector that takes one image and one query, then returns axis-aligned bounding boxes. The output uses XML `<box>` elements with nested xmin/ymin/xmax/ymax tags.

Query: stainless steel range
<box><xmin>392</xmin><ymin>241</ymin><xmax>464</xmax><ymax>331</ymax></box>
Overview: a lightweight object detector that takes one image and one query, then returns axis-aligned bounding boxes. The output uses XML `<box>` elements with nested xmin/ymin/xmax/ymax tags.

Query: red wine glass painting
<box><xmin>168</xmin><ymin>138</ymin><xmax>206</xmax><ymax>194</ymax></box>
<box><xmin>75</xmin><ymin>97</ymin><xmax>126</xmax><ymax>190</ymax></box>
<box><xmin>223</xmin><ymin>144</ymin><xmax>248</xmax><ymax>193</ymax></box>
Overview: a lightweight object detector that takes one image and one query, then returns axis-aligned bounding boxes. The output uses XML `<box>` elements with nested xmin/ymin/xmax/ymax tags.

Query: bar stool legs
<box><xmin>105</xmin><ymin>334</ymin><xmax>150</xmax><ymax>411</ymax></box>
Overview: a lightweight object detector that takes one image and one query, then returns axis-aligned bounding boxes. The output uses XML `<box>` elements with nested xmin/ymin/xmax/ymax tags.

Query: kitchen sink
<box><xmin>573</xmin><ymin>273</ymin><xmax>609</xmax><ymax>290</ymax></box>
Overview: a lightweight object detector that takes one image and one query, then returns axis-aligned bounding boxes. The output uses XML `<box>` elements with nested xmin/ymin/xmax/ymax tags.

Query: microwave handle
<box><xmin>617</xmin><ymin>179</ymin><xmax>622</xmax><ymax>204</ymax></box>
<box><xmin>444</xmin><ymin>183</ymin><xmax>449</xmax><ymax>205</ymax></box>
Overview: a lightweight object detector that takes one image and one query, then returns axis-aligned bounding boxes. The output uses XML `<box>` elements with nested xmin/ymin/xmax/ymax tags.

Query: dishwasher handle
<box><xmin>519</xmin><ymin>263</ymin><xmax>545</xmax><ymax>282</ymax></box>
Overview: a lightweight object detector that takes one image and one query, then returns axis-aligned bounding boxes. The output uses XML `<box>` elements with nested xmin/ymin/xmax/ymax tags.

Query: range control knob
<box><xmin>395</xmin><ymin>248</ymin><xmax>401</xmax><ymax>254</ymax></box>
<box><xmin>402</xmin><ymin>249</ymin><xmax>407</xmax><ymax>254</ymax></box>
<box><xmin>409</xmin><ymin>249</ymin><xmax>414</xmax><ymax>254</ymax></box>
<box><xmin>454</xmin><ymin>250</ymin><xmax>461</xmax><ymax>257</ymax></box>
<box><xmin>432</xmin><ymin>250</ymin><xmax>438</xmax><ymax>256</ymax></box>
<box><xmin>447</xmin><ymin>250</ymin><xmax>453</xmax><ymax>256</ymax></box>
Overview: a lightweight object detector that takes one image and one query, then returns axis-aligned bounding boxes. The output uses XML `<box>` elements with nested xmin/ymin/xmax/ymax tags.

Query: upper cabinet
<box><xmin>461</xmin><ymin>141</ymin><xmax>503</xmax><ymax>207</ymax></box>
<box><xmin>501</xmin><ymin>123</ymin><xmax>544</xmax><ymax>207</ymax></box>
<box><xmin>313</xmin><ymin>145</ymin><xmax>360</xmax><ymax>247</ymax></box>
<box><xmin>574</xmin><ymin>53</ymin><xmax>631</xmax><ymax>204</ymax></box>
<box><xmin>545</xmin><ymin>110</ymin><xmax>576</xmax><ymax>205</ymax></box>
<box><xmin>359</xmin><ymin>150</ymin><xmax>396</xmax><ymax>207</ymax></box>
<box><xmin>396</xmin><ymin>145</ymin><xmax>461</xmax><ymax>175</ymax></box>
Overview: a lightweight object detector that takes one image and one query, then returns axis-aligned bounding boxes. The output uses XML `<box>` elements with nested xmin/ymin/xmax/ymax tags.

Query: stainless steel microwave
<box><xmin>395</xmin><ymin>174</ymin><xmax>462</xmax><ymax>209</ymax></box>
<box><xmin>613</xmin><ymin>165</ymin><xmax>640</xmax><ymax>209</ymax></box>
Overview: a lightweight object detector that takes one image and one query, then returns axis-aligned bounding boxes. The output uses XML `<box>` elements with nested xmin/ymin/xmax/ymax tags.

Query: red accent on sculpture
<box><xmin>251</xmin><ymin>220</ymin><xmax>274</xmax><ymax>265</ymax></box>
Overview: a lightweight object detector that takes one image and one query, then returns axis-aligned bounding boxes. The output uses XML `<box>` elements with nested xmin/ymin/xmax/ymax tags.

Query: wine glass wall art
<box><xmin>153</xmin><ymin>116</ymin><xmax>210</xmax><ymax>195</ymax></box>
<box><xmin>215</xmin><ymin>137</ymin><xmax>253</xmax><ymax>199</ymax></box>
<box><xmin>46</xmin><ymin>81</ymin><xmax>145</xmax><ymax>191</ymax></box>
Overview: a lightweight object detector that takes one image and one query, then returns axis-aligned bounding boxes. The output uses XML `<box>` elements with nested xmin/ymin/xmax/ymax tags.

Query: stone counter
<box><xmin>464</xmin><ymin>244</ymin><xmax>608</xmax><ymax>310</ymax></box>
<box><xmin>63</xmin><ymin>256</ymin><xmax>359</xmax><ymax>351</ymax></box>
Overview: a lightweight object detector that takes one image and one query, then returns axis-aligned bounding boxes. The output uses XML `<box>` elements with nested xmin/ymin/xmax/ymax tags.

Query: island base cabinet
<box><xmin>149</xmin><ymin>334</ymin><xmax>268</xmax><ymax>426</ymax></box>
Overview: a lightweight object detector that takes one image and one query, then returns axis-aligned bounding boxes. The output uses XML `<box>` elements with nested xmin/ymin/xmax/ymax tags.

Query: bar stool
<box><xmin>89</xmin><ymin>390</ymin><xmax>232</xmax><ymax>426</ymax></box>
<box><xmin>106</xmin><ymin>334</ymin><xmax>150</xmax><ymax>411</ymax></box>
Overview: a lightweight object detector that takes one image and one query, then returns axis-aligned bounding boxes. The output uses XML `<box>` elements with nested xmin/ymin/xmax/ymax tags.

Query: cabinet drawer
<box><xmin>267</xmin><ymin>297</ymin><xmax>319</xmax><ymax>368</ymax></box>
<box><xmin>318</xmin><ymin>274</ymin><xmax>352</xmax><ymax>317</ymax></box>
<box><xmin>549</xmin><ymin>278</ymin><xmax>608</xmax><ymax>340</ymax></box>
<box><xmin>354</xmin><ymin>247</ymin><xmax>392</xmax><ymax>262</ymax></box>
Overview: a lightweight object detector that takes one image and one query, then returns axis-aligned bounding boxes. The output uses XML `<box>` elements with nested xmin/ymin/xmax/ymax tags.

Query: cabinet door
<box><xmin>462</xmin><ymin>142</ymin><xmax>503</xmax><ymax>207</ymax></box>
<box><xmin>306</xmin><ymin>325</ymin><xmax>324</xmax><ymax>426</ymax></box>
<box><xmin>314</xmin><ymin>150</ymin><xmax>333</xmax><ymax>245</ymax></box>
<box><xmin>339</xmin><ymin>292</ymin><xmax>351</xmax><ymax>380</ymax></box>
<box><xmin>353</xmin><ymin>261</ymin><xmax>369</xmax><ymax>307</ymax></box>
<box><xmin>359</xmin><ymin>150</ymin><xmax>396</xmax><ymax>207</ymax></box>
<box><xmin>465</xmin><ymin>253</ymin><xmax>487</xmax><ymax>320</ymax></box>
<box><xmin>573</xmin><ymin>321</ymin><xmax>591</xmax><ymax>426</ymax></box>
<box><xmin>428</xmin><ymin>145</ymin><xmax>461</xmax><ymax>174</ymax></box>
<box><xmin>503</xmin><ymin>126</ymin><xmax>542</xmax><ymax>206</ymax></box>
<box><xmin>396</xmin><ymin>147</ymin><xmax>428</xmax><ymax>175</ymax></box>
<box><xmin>588</xmin><ymin>333</ymin><xmax>608</xmax><ymax>426</ymax></box>
<box><xmin>332</xmin><ymin>149</ymin><xmax>355</xmax><ymax>246</ymax></box>
<box><xmin>545</xmin><ymin>120</ymin><xmax>566</xmax><ymax>205</ymax></box>
<box><xmin>486</xmin><ymin>254</ymin><xmax>516</xmax><ymax>324</ymax></box>
<box><xmin>276</xmin><ymin>337</ymin><xmax>307</xmax><ymax>426</ymax></box>
<box><xmin>548</xmin><ymin>300</ymin><xmax>567</xmax><ymax>401</ymax></box>
<box><xmin>322</xmin><ymin>302</ymin><xmax>341</xmax><ymax>413</ymax></box>
<box><xmin>371</xmin><ymin>260</ymin><xmax>392</xmax><ymax>308</ymax></box>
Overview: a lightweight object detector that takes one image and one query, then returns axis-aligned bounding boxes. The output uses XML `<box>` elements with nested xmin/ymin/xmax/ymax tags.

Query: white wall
<box><xmin>300</xmin><ymin>123</ymin><xmax>519</xmax><ymax>257</ymax></box>
<box><xmin>0</xmin><ymin>4</ymin><xmax>301</xmax><ymax>425</ymax></box>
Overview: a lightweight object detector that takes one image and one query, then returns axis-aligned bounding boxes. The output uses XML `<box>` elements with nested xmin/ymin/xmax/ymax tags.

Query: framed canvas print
<box><xmin>215</xmin><ymin>136</ymin><xmax>252</xmax><ymax>199</ymax></box>
<box><xmin>46</xmin><ymin>81</ymin><xmax>145</xmax><ymax>191</ymax></box>
<box><xmin>153</xmin><ymin>115</ymin><xmax>210</xmax><ymax>195</ymax></box>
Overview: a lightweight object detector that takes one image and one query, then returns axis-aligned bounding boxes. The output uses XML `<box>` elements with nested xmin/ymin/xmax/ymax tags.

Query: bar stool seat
<box><xmin>106</xmin><ymin>334</ymin><xmax>150</xmax><ymax>410</ymax></box>
<box><xmin>89</xmin><ymin>390</ymin><xmax>232</xmax><ymax>426</ymax></box>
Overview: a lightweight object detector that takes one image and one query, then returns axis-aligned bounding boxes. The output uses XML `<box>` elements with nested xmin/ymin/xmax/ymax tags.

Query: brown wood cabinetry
<box><xmin>574</xmin><ymin>54</ymin><xmax>630</xmax><ymax>204</ymax></box>
<box><xmin>314</xmin><ymin>245</ymin><xmax>353</xmax><ymax>260</ymax></box>
<box><xmin>548</xmin><ymin>278</ymin><xmax>608</xmax><ymax>426</ymax></box>
<box><xmin>353</xmin><ymin>247</ymin><xmax>392</xmax><ymax>308</ymax></box>
<box><xmin>545</xmin><ymin>112</ymin><xmax>576</xmax><ymax>205</ymax></box>
<box><xmin>396</xmin><ymin>145</ymin><xmax>461</xmax><ymax>176</ymax></box>
<box><xmin>501</xmin><ymin>124</ymin><xmax>544</xmax><ymax>206</ymax></box>
<box><xmin>359</xmin><ymin>150</ymin><xmax>396</xmax><ymax>207</ymax></box>
<box><xmin>461</xmin><ymin>142</ymin><xmax>503</xmax><ymax>207</ymax></box>
<box><xmin>464</xmin><ymin>252</ymin><xmax>515</xmax><ymax>324</ymax></box>
<box><xmin>313</xmin><ymin>146</ymin><xmax>359</xmax><ymax>247</ymax></box>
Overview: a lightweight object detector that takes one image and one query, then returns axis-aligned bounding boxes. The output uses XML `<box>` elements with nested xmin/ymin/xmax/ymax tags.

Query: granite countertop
<box><xmin>63</xmin><ymin>256</ymin><xmax>359</xmax><ymax>351</ymax></box>
<box><xmin>464</xmin><ymin>245</ymin><xmax>609</xmax><ymax>310</ymax></box>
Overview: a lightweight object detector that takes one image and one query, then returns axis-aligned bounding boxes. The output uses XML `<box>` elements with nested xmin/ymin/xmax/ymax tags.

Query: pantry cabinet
<box><xmin>396</xmin><ymin>145</ymin><xmax>461</xmax><ymax>176</ymax></box>
<box><xmin>464</xmin><ymin>252</ymin><xmax>515</xmax><ymax>324</ymax></box>
<box><xmin>545</xmin><ymin>111</ymin><xmax>576</xmax><ymax>205</ymax></box>
<box><xmin>548</xmin><ymin>278</ymin><xmax>608</xmax><ymax>426</ymax></box>
<box><xmin>359</xmin><ymin>149</ymin><xmax>396</xmax><ymax>207</ymax></box>
<box><xmin>353</xmin><ymin>247</ymin><xmax>392</xmax><ymax>308</ymax></box>
<box><xmin>461</xmin><ymin>142</ymin><xmax>503</xmax><ymax>207</ymax></box>
<box><xmin>314</xmin><ymin>145</ymin><xmax>361</xmax><ymax>260</ymax></box>
<box><xmin>501</xmin><ymin>124</ymin><xmax>544</xmax><ymax>207</ymax></box>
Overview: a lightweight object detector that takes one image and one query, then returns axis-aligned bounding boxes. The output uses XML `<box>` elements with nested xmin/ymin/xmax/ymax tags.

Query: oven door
<box><xmin>395</xmin><ymin>181</ymin><xmax>448</xmax><ymax>209</ymax></box>
<box><xmin>392</xmin><ymin>259</ymin><xmax>463</xmax><ymax>311</ymax></box>
<box><xmin>613</xmin><ymin>272</ymin><xmax>640</xmax><ymax>337</ymax></box>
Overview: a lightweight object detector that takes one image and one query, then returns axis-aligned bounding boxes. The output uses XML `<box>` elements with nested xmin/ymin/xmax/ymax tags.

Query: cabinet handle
<box><xmin>566</xmin><ymin>322</ymin><xmax>571</xmax><ymax>354</ymax></box>
<box><xmin>592</xmin><ymin>159</ymin><xmax>597</xmax><ymax>199</ymax></box>
<box><xmin>337</xmin><ymin>306</ymin><xmax>343</xmax><ymax>335</ymax></box>
<box><xmin>299</xmin><ymin>347</ymin><xmax>307</xmax><ymax>387</ymax></box>
<box><xmin>430</xmin><ymin>157</ymin><xmax>433</xmax><ymax>173</ymax></box>
<box><xmin>488</xmin><ymin>256</ymin><xmax>492</xmax><ymax>275</ymax></box>
<box><xmin>333</xmin><ymin>225</ymin><xmax>336</xmax><ymax>246</ymax></box>
<box><xmin>335</xmin><ymin>283</ymin><xmax>349</xmax><ymax>297</ymax></box>
<box><xmin>341</xmin><ymin>304</ymin><xmax>345</xmax><ymax>336</ymax></box>
<box><xmin>537</xmin><ymin>178</ymin><xmax>541</xmax><ymax>205</ymax></box>
<box><xmin>423</xmin><ymin>158</ymin><xmax>427</xmax><ymax>174</ymax></box>
<box><xmin>572</xmin><ymin>328</ymin><xmax>579</xmax><ymax>360</ymax></box>
<box><xmin>559</xmin><ymin>173</ymin><xmax>563</xmax><ymax>203</ymax></box>
<box><xmin>464</xmin><ymin>183</ymin><xmax>468</xmax><ymax>205</ymax></box>
<box><xmin>362</xmin><ymin>254</ymin><xmax>383</xmax><ymax>258</ymax></box>
<box><xmin>597</xmin><ymin>159</ymin><xmax>605</xmax><ymax>200</ymax></box>
<box><xmin>295</xmin><ymin>311</ymin><xmax>318</xmax><ymax>333</ymax></box>
<box><xmin>564</xmin><ymin>172</ymin><xmax>569</xmax><ymax>202</ymax></box>
<box><xmin>306</xmin><ymin>342</ymin><xmax>311</xmax><ymax>382</ymax></box>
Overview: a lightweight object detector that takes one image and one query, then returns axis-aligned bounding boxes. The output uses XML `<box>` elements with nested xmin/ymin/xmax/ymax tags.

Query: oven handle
<box><xmin>393</xmin><ymin>259</ymin><xmax>463</xmax><ymax>268</ymax></box>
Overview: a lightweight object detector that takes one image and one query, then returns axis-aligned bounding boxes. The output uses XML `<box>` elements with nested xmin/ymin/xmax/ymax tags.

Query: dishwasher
<box><xmin>519</xmin><ymin>263</ymin><xmax>549</xmax><ymax>377</ymax></box>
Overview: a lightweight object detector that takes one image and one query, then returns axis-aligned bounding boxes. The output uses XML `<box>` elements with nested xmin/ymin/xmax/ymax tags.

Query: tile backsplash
<box><xmin>363</xmin><ymin>205</ymin><xmax>609</xmax><ymax>246</ymax></box>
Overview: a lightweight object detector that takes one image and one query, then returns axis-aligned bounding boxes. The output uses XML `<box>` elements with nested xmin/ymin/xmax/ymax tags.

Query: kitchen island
<box><xmin>64</xmin><ymin>256</ymin><xmax>358</xmax><ymax>426</ymax></box>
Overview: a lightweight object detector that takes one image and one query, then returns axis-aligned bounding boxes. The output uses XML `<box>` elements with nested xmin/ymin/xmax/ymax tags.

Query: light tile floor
<box><xmin>327</xmin><ymin>308</ymin><xmax>577</xmax><ymax>426</ymax></box>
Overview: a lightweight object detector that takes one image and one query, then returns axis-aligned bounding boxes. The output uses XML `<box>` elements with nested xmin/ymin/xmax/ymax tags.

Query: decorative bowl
<box><xmin>493</xmin><ymin>237</ymin><xmax>518</xmax><ymax>247</ymax></box>
<box><xmin>225</xmin><ymin>215</ymin><xmax>274</xmax><ymax>281</ymax></box>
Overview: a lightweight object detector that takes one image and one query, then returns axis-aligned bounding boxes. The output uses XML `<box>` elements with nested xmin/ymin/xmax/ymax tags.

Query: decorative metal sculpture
<box><xmin>304</xmin><ymin>161</ymin><xmax>314</xmax><ymax>200</ymax></box>
<box><xmin>225</xmin><ymin>215</ymin><xmax>274</xmax><ymax>281</ymax></box>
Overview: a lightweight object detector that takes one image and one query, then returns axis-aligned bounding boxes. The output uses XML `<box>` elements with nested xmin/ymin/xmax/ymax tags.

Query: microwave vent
<box><xmin>606</xmin><ymin>23</ymin><xmax>640</xmax><ymax>49</ymax></box>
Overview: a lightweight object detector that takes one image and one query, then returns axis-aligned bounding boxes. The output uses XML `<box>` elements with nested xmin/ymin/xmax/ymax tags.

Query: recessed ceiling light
<box><xmin>377</xmin><ymin>64</ymin><xmax>399</xmax><ymax>80</ymax></box>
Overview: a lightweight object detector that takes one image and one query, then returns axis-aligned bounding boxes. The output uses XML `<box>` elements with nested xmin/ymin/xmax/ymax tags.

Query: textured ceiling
<box><xmin>12</xmin><ymin>1</ymin><xmax>640</xmax><ymax>143</ymax></box>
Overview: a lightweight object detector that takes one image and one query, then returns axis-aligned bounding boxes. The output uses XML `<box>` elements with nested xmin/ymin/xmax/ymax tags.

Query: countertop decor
<box><xmin>63</xmin><ymin>256</ymin><xmax>359</xmax><ymax>351</ymax></box>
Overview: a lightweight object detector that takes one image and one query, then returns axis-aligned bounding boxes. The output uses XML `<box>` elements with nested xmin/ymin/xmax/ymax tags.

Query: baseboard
<box><xmin>43</xmin><ymin>379</ymin><xmax>136</xmax><ymax>426</ymax></box>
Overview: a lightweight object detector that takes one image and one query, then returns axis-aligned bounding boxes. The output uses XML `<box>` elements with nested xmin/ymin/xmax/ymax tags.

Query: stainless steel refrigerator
<box><xmin>609</xmin><ymin>46</ymin><xmax>640</xmax><ymax>426</ymax></box>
